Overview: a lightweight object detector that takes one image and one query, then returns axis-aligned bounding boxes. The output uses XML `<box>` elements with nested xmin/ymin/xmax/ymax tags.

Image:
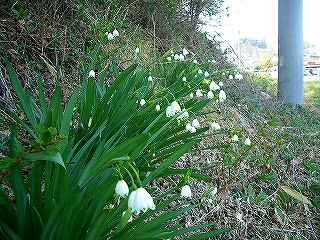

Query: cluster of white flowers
<box><xmin>106</xmin><ymin>29</ymin><xmax>119</xmax><ymax>41</ymax></box>
<box><xmin>88</xmin><ymin>70</ymin><xmax>95</xmax><ymax>78</ymax></box>
<box><xmin>218</xmin><ymin>90</ymin><xmax>227</xmax><ymax>103</ymax></box>
<box><xmin>210</xmin><ymin>122</ymin><xmax>221</xmax><ymax>130</ymax></box>
<box><xmin>244</xmin><ymin>137</ymin><xmax>251</xmax><ymax>146</ymax></box>
<box><xmin>166</xmin><ymin>101</ymin><xmax>182</xmax><ymax>117</ymax></box>
<box><xmin>186</xmin><ymin>118</ymin><xmax>200</xmax><ymax>133</ymax></box>
<box><xmin>231</xmin><ymin>134</ymin><xmax>239</xmax><ymax>142</ymax></box>
<box><xmin>174</xmin><ymin>54</ymin><xmax>185</xmax><ymax>61</ymax></box>
<box><xmin>196</xmin><ymin>89</ymin><xmax>203</xmax><ymax>98</ymax></box>
<box><xmin>210</xmin><ymin>81</ymin><xmax>220</xmax><ymax>91</ymax></box>
<box><xmin>235</xmin><ymin>73</ymin><xmax>243</xmax><ymax>80</ymax></box>
<box><xmin>115</xmin><ymin>180</ymin><xmax>156</xmax><ymax>215</ymax></box>
<box><xmin>207</xmin><ymin>90</ymin><xmax>214</xmax><ymax>99</ymax></box>
<box><xmin>177</xmin><ymin>108</ymin><xmax>189</xmax><ymax>119</ymax></box>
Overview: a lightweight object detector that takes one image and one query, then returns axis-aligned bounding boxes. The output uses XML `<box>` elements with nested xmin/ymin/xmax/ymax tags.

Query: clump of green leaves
<box><xmin>0</xmin><ymin>50</ymin><xmax>230</xmax><ymax>239</ymax></box>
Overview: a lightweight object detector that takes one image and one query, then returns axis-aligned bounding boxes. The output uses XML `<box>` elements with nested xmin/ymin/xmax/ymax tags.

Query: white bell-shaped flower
<box><xmin>166</xmin><ymin>105</ymin><xmax>175</xmax><ymax>117</ymax></box>
<box><xmin>235</xmin><ymin>73</ymin><xmax>243</xmax><ymax>80</ymax></box>
<box><xmin>171</xmin><ymin>101</ymin><xmax>181</xmax><ymax>113</ymax></box>
<box><xmin>182</xmin><ymin>76</ymin><xmax>187</xmax><ymax>82</ymax></box>
<box><xmin>196</xmin><ymin>89</ymin><xmax>203</xmax><ymax>97</ymax></box>
<box><xmin>198</xmin><ymin>69</ymin><xmax>203</xmax><ymax>75</ymax></box>
<box><xmin>181</xmin><ymin>185</ymin><xmax>192</xmax><ymax>198</ymax></box>
<box><xmin>166</xmin><ymin>56</ymin><xmax>172</xmax><ymax>62</ymax></box>
<box><xmin>174</xmin><ymin>54</ymin><xmax>180</xmax><ymax>60</ymax></box>
<box><xmin>207</xmin><ymin>90</ymin><xmax>214</xmax><ymax>99</ymax></box>
<box><xmin>228</xmin><ymin>74</ymin><xmax>234</xmax><ymax>80</ymax></box>
<box><xmin>193</xmin><ymin>59</ymin><xmax>198</xmax><ymax>64</ymax></box>
<box><xmin>209</xmin><ymin>81</ymin><xmax>220</xmax><ymax>91</ymax></box>
<box><xmin>244</xmin><ymin>137</ymin><xmax>251</xmax><ymax>146</ymax></box>
<box><xmin>128</xmin><ymin>187</ymin><xmax>155</xmax><ymax>214</ymax></box>
<box><xmin>107</xmin><ymin>32</ymin><xmax>114</xmax><ymax>40</ymax></box>
<box><xmin>112</xmin><ymin>29</ymin><xmax>119</xmax><ymax>37</ymax></box>
<box><xmin>190</xmin><ymin>93</ymin><xmax>194</xmax><ymax>98</ymax></box>
<box><xmin>135</xmin><ymin>47</ymin><xmax>140</xmax><ymax>54</ymax></box>
<box><xmin>219</xmin><ymin>90</ymin><xmax>227</xmax><ymax>103</ymax></box>
<box><xmin>148</xmin><ymin>76</ymin><xmax>153</xmax><ymax>82</ymax></box>
<box><xmin>155</xmin><ymin>104</ymin><xmax>161</xmax><ymax>112</ymax></box>
<box><xmin>140</xmin><ymin>99</ymin><xmax>146</xmax><ymax>106</ymax></box>
<box><xmin>210</xmin><ymin>122</ymin><xmax>221</xmax><ymax>130</ymax></box>
<box><xmin>115</xmin><ymin>180</ymin><xmax>129</xmax><ymax>197</ymax></box>
<box><xmin>179</xmin><ymin>54</ymin><xmax>185</xmax><ymax>61</ymax></box>
<box><xmin>204</xmin><ymin>71</ymin><xmax>210</xmax><ymax>78</ymax></box>
<box><xmin>185</xmin><ymin>123</ymin><xmax>193</xmax><ymax>132</ymax></box>
<box><xmin>178</xmin><ymin>108</ymin><xmax>189</xmax><ymax>119</ymax></box>
<box><xmin>182</xmin><ymin>48</ymin><xmax>189</xmax><ymax>56</ymax></box>
<box><xmin>89</xmin><ymin>70</ymin><xmax>95</xmax><ymax>78</ymax></box>
<box><xmin>218</xmin><ymin>81</ymin><xmax>224</xmax><ymax>87</ymax></box>
<box><xmin>192</xmin><ymin>119</ymin><xmax>200</xmax><ymax>129</ymax></box>
<box><xmin>231</xmin><ymin>135</ymin><xmax>239</xmax><ymax>142</ymax></box>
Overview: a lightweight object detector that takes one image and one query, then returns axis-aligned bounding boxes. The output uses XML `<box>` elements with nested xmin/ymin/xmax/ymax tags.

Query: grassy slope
<box><xmin>1</xmin><ymin>3</ymin><xmax>319</xmax><ymax>239</ymax></box>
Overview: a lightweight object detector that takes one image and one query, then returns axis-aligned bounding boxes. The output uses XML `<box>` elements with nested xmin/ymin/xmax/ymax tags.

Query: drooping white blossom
<box><xmin>174</xmin><ymin>54</ymin><xmax>180</xmax><ymax>61</ymax></box>
<box><xmin>182</xmin><ymin>48</ymin><xmax>189</xmax><ymax>56</ymax></box>
<box><xmin>210</xmin><ymin>122</ymin><xmax>221</xmax><ymax>130</ymax></box>
<box><xmin>107</xmin><ymin>32</ymin><xmax>114</xmax><ymax>40</ymax></box>
<box><xmin>192</xmin><ymin>119</ymin><xmax>200</xmax><ymax>129</ymax></box>
<box><xmin>218</xmin><ymin>90</ymin><xmax>227</xmax><ymax>103</ymax></box>
<box><xmin>171</xmin><ymin>101</ymin><xmax>181</xmax><ymax>113</ymax></box>
<box><xmin>178</xmin><ymin>108</ymin><xmax>189</xmax><ymax>119</ymax></box>
<box><xmin>128</xmin><ymin>188</ymin><xmax>155</xmax><ymax>214</ymax></box>
<box><xmin>148</xmin><ymin>76</ymin><xmax>153</xmax><ymax>82</ymax></box>
<box><xmin>89</xmin><ymin>70</ymin><xmax>95</xmax><ymax>78</ymax></box>
<box><xmin>135</xmin><ymin>47</ymin><xmax>140</xmax><ymax>54</ymax></box>
<box><xmin>231</xmin><ymin>135</ymin><xmax>239</xmax><ymax>142</ymax></box>
<box><xmin>190</xmin><ymin>93</ymin><xmax>194</xmax><ymax>98</ymax></box>
<box><xmin>181</xmin><ymin>185</ymin><xmax>192</xmax><ymax>198</ymax></box>
<box><xmin>166</xmin><ymin>56</ymin><xmax>172</xmax><ymax>62</ymax></box>
<box><xmin>244</xmin><ymin>137</ymin><xmax>251</xmax><ymax>146</ymax></box>
<box><xmin>207</xmin><ymin>90</ymin><xmax>214</xmax><ymax>99</ymax></box>
<box><xmin>209</xmin><ymin>81</ymin><xmax>220</xmax><ymax>91</ymax></box>
<box><xmin>166</xmin><ymin>105</ymin><xmax>175</xmax><ymax>117</ymax></box>
<box><xmin>112</xmin><ymin>29</ymin><xmax>119</xmax><ymax>37</ymax></box>
<box><xmin>198</xmin><ymin>69</ymin><xmax>203</xmax><ymax>75</ymax></box>
<box><xmin>179</xmin><ymin>54</ymin><xmax>185</xmax><ymax>61</ymax></box>
<box><xmin>228</xmin><ymin>74</ymin><xmax>234</xmax><ymax>80</ymax></box>
<box><xmin>204</xmin><ymin>71</ymin><xmax>210</xmax><ymax>78</ymax></box>
<box><xmin>235</xmin><ymin>73</ymin><xmax>243</xmax><ymax>80</ymax></box>
<box><xmin>193</xmin><ymin>59</ymin><xmax>198</xmax><ymax>64</ymax></box>
<box><xmin>218</xmin><ymin>81</ymin><xmax>224</xmax><ymax>87</ymax></box>
<box><xmin>182</xmin><ymin>76</ymin><xmax>187</xmax><ymax>82</ymax></box>
<box><xmin>196</xmin><ymin>89</ymin><xmax>203</xmax><ymax>97</ymax></box>
<box><xmin>140</xmin><ymin>99</ymin><xmax>146</xmax><ymax>106</ymax></box>
<box><xmin>115</xmin><ymin>180</ymin><xmax>129</xmax><ymax>197</ymax></box>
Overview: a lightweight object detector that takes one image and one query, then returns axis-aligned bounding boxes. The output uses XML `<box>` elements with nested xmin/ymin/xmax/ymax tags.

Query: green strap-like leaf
<box><xmin>25</xmin><ymin>151</ymin><xmax>66</xmax><ymax>169</ymax></box>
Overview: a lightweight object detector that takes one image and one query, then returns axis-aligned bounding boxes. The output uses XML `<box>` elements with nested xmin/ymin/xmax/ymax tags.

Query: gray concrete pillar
<box><xmin>278</xmin><ymin>0</ymin><xmax>304</xmax><ymax>105</ymax></box>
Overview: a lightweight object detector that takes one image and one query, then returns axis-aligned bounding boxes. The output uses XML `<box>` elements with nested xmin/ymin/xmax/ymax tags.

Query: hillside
<box><xmin>0</xmin><ymin>1</ymin><xmax>319</xmax><ymax>239</ymax></box>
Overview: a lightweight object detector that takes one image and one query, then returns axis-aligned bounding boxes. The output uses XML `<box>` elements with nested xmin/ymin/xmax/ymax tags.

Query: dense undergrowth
<box><xmin>1</xmin><ymin>1</ymin><xmax>320</xmax><ymax>240</ymax></box>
